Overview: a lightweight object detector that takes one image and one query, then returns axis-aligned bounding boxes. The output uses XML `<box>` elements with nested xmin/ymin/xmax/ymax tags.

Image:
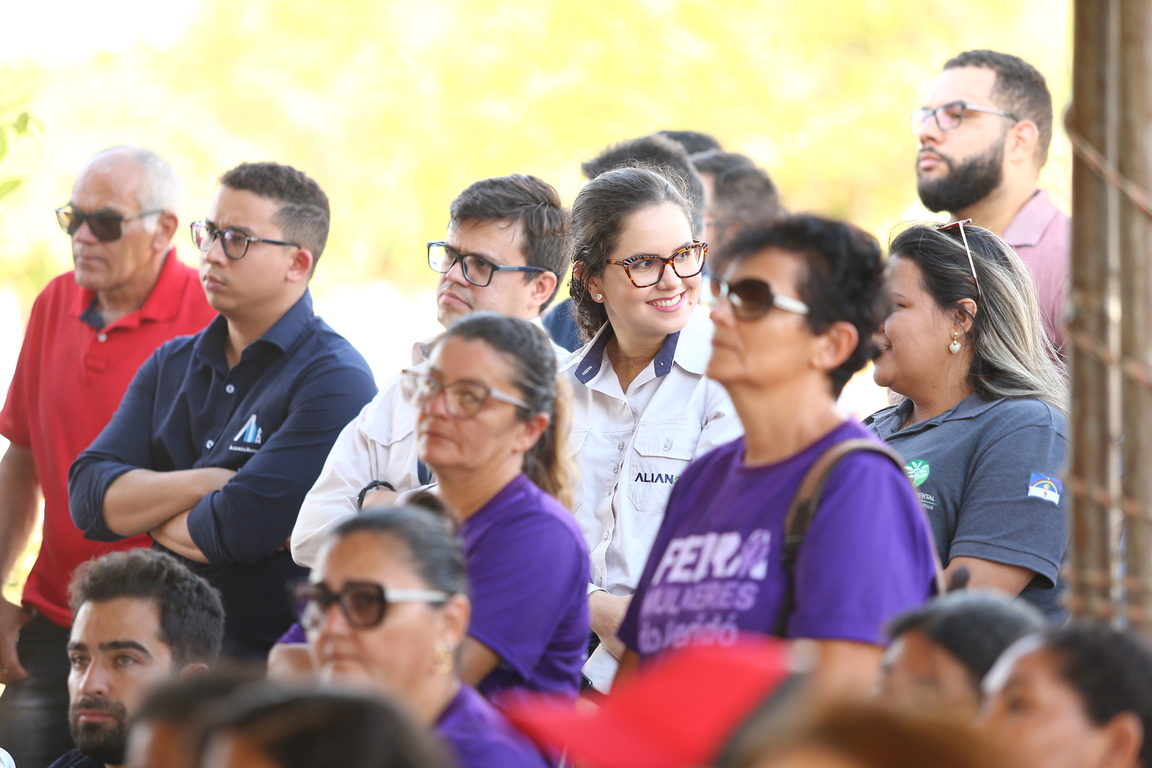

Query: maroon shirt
<box><xmin>1003</xmin><ymin>189</ymin><xmax>1070</xmax><ymax>353</ymax></box>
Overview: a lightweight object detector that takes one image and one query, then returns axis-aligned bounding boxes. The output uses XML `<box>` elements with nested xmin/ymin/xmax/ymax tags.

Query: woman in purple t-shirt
<box><xmin>617</xmin><ymin>215</ymin><xmax>938</xmax><ymax>697</ymax></box>
<box><xmin>403</xmin><ymin>313</ymin><xmax>590</xmax><ymax>698</ymax></box>
<box><xmin>296</xmin><ymin>505</ymin><xmax>550</xmax><ymax>768</ymax></box>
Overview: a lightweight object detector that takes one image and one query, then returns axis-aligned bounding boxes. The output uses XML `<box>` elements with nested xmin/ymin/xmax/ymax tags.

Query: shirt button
<box><xmin>97</xmin><ymin>333</ymin><xmax>107</xmax><ymax>342</ymax></box>
<box><xmin>613</xmin><ymin>464</ymin><xmax>620</xmax><ymax>473</ymax></box>
<box><xmin>663</xmin><ymin>439</ymin><xmax>672</xmax><ymax>451</ymax></box>
<box><xmin>617</xmin><ymin>441</ymin><xmax>625</xmax><ymax>450</ymax></box>
<box><xmin>596</xmin><ymin>578</ymin><xmax>603</xmax><ymax>586</ymax></box>
<box><xmin>206</xmin><ymin>439</ymin><xmax>215</xmax><ymax>449</ymax></box>
<box><xmin>603</xmin><ymin>532</ymin><xmax>610</xmax><ymax>540</ymax></box>
<box><xmin>225</xmin><ymin>384</ymin><xmax>235</xmax><ymax>394</ymax></box>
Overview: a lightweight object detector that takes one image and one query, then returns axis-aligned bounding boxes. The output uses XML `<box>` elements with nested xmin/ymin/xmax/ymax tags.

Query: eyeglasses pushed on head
<box><xmin>936</xmin><ymin>218</ymin><xmax>982</xmax><ymax>303</ymax></box>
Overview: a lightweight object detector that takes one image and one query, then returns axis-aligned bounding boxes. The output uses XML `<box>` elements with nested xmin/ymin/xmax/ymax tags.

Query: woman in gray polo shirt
<box><xmin>866</xmin><ymin>222</ymin><xmax>1067</xmax><ymax>619</ymax></box>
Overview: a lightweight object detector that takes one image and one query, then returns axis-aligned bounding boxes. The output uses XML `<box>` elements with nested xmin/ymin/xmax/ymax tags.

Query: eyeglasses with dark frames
<box><xmin>936</xmin><ymin>218</ymin><xmax>982</xmax><ymax>303</ymax></box>
<box><xmin>912</xmin><ymin>101</ymin><xmax>1020</xmax><ymax>135</ymax></box>
<box><xmin>190</xmin><ymin>220</ymin><xmax>300</xmax><ymax>260</ymax></box>
<box><xmin>704</xmin><ymin>274</ymin><xmax>809</xmax><ymax>321</ymax></box>
<box><xmin>289</xmin><ymin>579</ymin><xmax>449</xmax><ymax>631</ymax></box>
<box><xmin>427</xmin><ymin>242</ymin><xmax>548</xmax><ymax>288</ymax></box>
<box><xmin>55</xmin><ymin>205</ymin><xmax>164</xmax><ymax>243</ymax></box>
<box><xmin>400</xmin><ymin>368</ymin><xmax>532</xmax><ymax>419</ymax></box>
<box><xmin>605</xmin><ymin>241</ymin><xmax>708</xmax><ymax>288</ymax></box>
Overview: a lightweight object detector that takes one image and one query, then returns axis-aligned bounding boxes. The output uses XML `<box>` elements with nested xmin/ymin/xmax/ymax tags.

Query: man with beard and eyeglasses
<box><xmin>914</xmin><ymin>50</ymin><xmax>1069</xmax><ymax>354</ymax></box>
<box><xmin>46</xmin><ymin>549</ymin><xmax>224</xmax><ymax>768</ymax></box>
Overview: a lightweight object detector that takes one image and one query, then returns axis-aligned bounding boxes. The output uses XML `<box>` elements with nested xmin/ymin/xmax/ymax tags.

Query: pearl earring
<box><xmin>949</xmin><ymin>330</ymin><xmax>962</xmax><ymax>354</ymax></box>
<box><xmin>595</xmin><ymin>294</ymin><xmax>603</xmax><ymax>301</ymax></box>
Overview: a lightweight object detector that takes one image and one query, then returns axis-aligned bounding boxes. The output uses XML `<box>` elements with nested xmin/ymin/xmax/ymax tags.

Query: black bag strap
<box><xmin>771</xmin><ymin>438</ymin><xmax>943</xmax><ymax>638</ymax></box>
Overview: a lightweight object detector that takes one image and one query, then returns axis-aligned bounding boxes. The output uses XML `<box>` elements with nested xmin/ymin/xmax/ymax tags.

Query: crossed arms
<box><xmin>69</xmin><ymin>347</ymin><xmax>377</xmax><ymax>565</ymax></box>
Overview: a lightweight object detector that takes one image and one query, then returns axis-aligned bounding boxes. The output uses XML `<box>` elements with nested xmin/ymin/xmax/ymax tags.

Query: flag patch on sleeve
<box><xmin>1027</xmin><ymin>474</ymin><xmax>1062</xmax><ymax>505</ymax></box>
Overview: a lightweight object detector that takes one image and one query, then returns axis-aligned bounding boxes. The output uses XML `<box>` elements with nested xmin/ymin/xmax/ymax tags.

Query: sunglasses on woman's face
<box><xmin>289</xmin><ymin>579</ymin><xmax>449</xmax><ymax>630</ymax></box>
<box><xmin>706</xmin><ymin>275</ymin><xmax>810</xmax><ymax>321</ymax></box>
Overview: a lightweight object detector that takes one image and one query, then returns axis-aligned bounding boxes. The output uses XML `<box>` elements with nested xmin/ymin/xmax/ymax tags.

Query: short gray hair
<box><xmin>91</xmin><ymin>145</ymin><xmax>183</xmax><ymax>221</ymax></box>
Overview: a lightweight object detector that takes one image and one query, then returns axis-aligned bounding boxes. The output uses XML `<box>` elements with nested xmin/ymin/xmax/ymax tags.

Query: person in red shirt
<box><xmin>0</xmin><ymin>145</ymin><xmax>216</xmax><ymax>768</ymax></box>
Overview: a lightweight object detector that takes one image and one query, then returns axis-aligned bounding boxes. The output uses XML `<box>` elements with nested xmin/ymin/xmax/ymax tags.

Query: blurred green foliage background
<box><xmin>1</xmin><ymin>0</ymin><xmax>1072</xmax><ymax>604</ymax></box>
<box><xmin>1</xmin><ymin>0</ymin><xmax>1071</xmax><ymax>309</ymax></box>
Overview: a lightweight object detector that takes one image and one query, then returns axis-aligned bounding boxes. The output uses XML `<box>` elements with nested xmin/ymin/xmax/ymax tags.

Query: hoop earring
<box><xmin>595</xmin><ymin>294</ymin><xmax>603</xmax><ymax>301</ymax></box>
<box><xmin>432</xmin><ymin>642</ymin><xmax>454</xmax><ymax>675</ymax></box>
<box><xmin>949</xmin><ymin>330</ymin><xmax>962</xmax><ymax>354</ymax></box>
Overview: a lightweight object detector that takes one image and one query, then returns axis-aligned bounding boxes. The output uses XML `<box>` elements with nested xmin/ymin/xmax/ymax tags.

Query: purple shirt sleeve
<box><xmin>437</xmin><ymin>686</ymin><xmax>551</xmax><ymax>768</ymax></box>
<box><xmin>468</xmin><ymin>514</ymin><xmax>588</xmax><ymax>687</ymax></box>
<box><xmin>276</xmin><ymin>622</ymin><xmax>307</xmax><ymax>645</ymax></box>
<box><xmin>787</xmin><ymin>451</ymin><xmax>936</xmax><ymax>643</ymax></box>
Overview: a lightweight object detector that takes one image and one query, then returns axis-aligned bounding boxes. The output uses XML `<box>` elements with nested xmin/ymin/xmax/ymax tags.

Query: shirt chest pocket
<box><xmin>627</xmin><ymin>421</ymin><xmax>702</xmax><ymax>513</ymax></box>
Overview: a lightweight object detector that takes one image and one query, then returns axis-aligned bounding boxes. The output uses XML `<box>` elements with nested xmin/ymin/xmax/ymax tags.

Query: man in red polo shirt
<box><xmin>0</xmin><ymin>146</ymin><xmax>216</xmax><ymax>768</ymax></box>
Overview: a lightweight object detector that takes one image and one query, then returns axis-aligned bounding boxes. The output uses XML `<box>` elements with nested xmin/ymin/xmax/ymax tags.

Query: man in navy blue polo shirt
<box><xmin>68</xmin><ymin>162</ymin><xmax>377</xmax><ymax>661</ymax></box>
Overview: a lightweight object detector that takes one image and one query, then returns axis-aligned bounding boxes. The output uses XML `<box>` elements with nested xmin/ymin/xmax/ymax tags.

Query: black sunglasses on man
<box><xmin>55</xmin><ymin>205</ymin><xmax>164</xmax><ymax>243</ymax></box>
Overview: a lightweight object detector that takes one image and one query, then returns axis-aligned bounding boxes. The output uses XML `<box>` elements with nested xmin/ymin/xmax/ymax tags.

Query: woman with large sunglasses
<box><xmin>401</xmin><ymin>311</ymin><xmax>590</xmax><ymax>698</ymax></box>
<box><xmin>616</xmin><ymin>215</ymin><xmax>938</xmax><ymax>697</ymax></box>
<box><xmin>561</xmin><ymin>166</ymin><xmax>743</xmax><ymax>692</ymax></box>
<box><xmin>294</xmin><ymin>506</ymin><xmax>549</xmax><ymax>768</ymax></box>
<box><xmin>865</xmin><ymin>222</ymin><xmax>1067</xmax><ymax>618</ymax></box>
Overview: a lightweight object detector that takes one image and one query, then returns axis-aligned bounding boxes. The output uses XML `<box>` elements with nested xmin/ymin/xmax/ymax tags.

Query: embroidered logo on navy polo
<box><xmin>230</xmin><ymin>414</ymin><xmax>262</xmax><ymax>452</ymax></box>
<box><xmin>1027</xmin><ymin>474</ymin><xmax>1062</xmax><ymax>505</ymax></box>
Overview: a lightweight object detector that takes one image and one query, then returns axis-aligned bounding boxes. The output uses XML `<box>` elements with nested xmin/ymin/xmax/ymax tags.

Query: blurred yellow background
<box><xmin>0</xmin><ymin>0</ymin><xmax>1073</xmax><ymax>605</ymax></box>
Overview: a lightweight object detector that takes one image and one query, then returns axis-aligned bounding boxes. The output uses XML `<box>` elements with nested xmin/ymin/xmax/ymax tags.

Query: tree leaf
<box><xmin>0</xmin><ymin>179</ymin><xmax>22</xmax><ymax>202</ymax></box>
<box><xmin>0</xmin><ymin>128</ymin><xmax>7</xmax><ymax>164</ymax></box>
<box><xmin>14</xmin><ymin>112</ymin><xmax>29</xmax><ymax>135</ymax></box>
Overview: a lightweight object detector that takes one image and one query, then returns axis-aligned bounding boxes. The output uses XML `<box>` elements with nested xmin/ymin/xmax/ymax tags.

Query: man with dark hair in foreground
<box><xmin>914</xmin><ymin>49</ymin><xmax>1069</xmax><ymax>352</ymax></box>
<box><xmin>47</xmin><ymin>549</ymin><xmax>224</xmax><ymax>768</ymax></box>
<box><xmin>69</xmin><ymin>162</ymin><xmax>377</xmax><ymax>661</ymax></box>
<box><xmin>984</xmin><ymin>624</ymin><xmax>1152</xmax><ymax>768</ymax></box>
<box><xmin>877</xmin><ymin>590</ymin><xmax>1045</xmax><ymax>719</ymax></box>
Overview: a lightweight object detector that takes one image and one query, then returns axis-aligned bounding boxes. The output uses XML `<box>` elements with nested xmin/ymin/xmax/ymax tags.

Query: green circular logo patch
<box><xmin>905</xmin><ymin>459</ymin><xmax>930</xmax><ymax>487</ymax></box>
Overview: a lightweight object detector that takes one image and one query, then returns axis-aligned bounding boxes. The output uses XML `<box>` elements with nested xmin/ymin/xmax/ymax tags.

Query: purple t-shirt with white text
<box><xmin>618</xmin><ymin>421</ymin><xmax>936</xmax><ymax>661</ymax></box>
<box><xmin>462</xmin><ymin>474</ymin><xmax>589</xmax><ymax>698</ymax></box>
<box><xmin>436</xmin><ymin>684</ymin><xmax>550</xmax><ymax>768</ymax></box>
